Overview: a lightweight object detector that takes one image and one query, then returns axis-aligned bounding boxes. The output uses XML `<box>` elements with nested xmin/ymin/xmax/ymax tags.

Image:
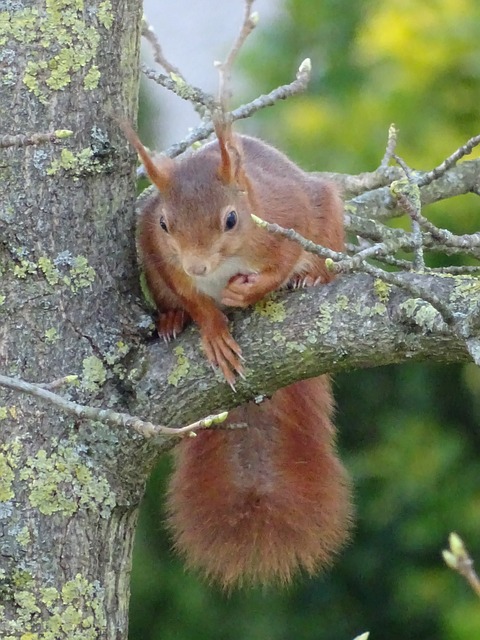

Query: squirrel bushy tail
<box><xmin>166</xmin><ymin>375</ymin><xmax>352</xmax><ymax>588</ymax></box>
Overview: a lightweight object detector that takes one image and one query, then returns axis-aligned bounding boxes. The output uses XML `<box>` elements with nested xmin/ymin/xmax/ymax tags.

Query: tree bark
<box><xmin>1</xmin><ymin>1</ymin><xmax>479</xmax><ymax>638</ymax></box>
<box><xmin>0</xmin><ymin>1</ymin><xmax>152</xmax><ymax>637</ymax></box>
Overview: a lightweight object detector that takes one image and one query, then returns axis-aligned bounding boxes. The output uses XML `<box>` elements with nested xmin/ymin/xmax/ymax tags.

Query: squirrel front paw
<box><xmin>201</xmin><ymin>328</ymin><xmax>244</xmax><ymax>389</ymax></box>
<box><xmin>157</xmin><ymin>309</ymin><xmax>189</xmax><ymax>341</ymax></box>
<box><xmin>221</xmin><ymin>273</ymin><xmax>260</xmax><ymax>308</ymax></box>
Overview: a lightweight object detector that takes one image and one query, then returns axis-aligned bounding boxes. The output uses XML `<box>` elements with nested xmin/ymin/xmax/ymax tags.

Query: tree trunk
<box><xmin>0</xmin><ymin>1</ymin><xmax>151</xmax><ymax>637</ymax></box>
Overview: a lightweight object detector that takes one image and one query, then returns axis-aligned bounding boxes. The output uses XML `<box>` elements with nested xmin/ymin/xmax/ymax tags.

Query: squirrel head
<box><xmin>122</xmin><ymin>120</ymin><xmax>255</xmax><ymax>278</ymax></box>
<box><xmin>159</xmin><ymin>133</ymin><xmax>253</xmax><ymax>277</ymax></box>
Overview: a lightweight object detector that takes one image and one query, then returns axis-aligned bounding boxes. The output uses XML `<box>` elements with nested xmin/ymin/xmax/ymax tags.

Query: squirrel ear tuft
<box><xmin>214</xmin><ymin>118</ymin><xmax>245</xmax><ymax>188</ymax></box>
<box><xmin>119</xmin><ymin>120</ymin><xmax>173</xmax><ymax>192</ymax></box>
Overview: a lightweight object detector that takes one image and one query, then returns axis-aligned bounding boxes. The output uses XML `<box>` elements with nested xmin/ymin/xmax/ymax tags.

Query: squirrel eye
<box><xmin>224</xmin><ymin>210</ymin><xmax>237</xmax><ymax>231</ymax></box>
<box><xmin>159</xmin><ymin>216</ymin><xmax>168</xmax><ymax>233</ymax></box>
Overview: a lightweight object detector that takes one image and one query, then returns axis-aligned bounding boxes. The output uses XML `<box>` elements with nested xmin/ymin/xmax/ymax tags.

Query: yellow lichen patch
<box><xmin>168</xmin><ymin>346</ymin><xmax>190</xmax><ymax>386</ymax></box>
<box><xmin>0</xmin><ymin>441</ymin><xmax>21</xmax><ymax>502</ymax></box>
<box><xmin>335</xmin><ymin>294</ymin><xmax>350</xmax><ymax>311</ymax></box>
<box><xmin>38</xmin><ymin>257</ymin><xmax>60</xmax><ymax>286</ymax></box>
<box><xmin>19</xmin><ymin>442</ymin><xmax>116</xmax><ymax>518</ymax></box>
<box><xmin>10</xmin><ymin>252</ymin><xmax>96</xmax><ymax>293</ymax></box>
<box><xmin>254</xmin><ymin>298</ymin><xmax>287</xmax><ymax>322</ymax></box>
<box><xmin>97</xmin><ymin>0</ymin><xmax>113</xmax><ymax>29</ymax></box>
<box><xmin>67</xmin><ymin>256</ymin><xmax>96</xmax><ymax>291</ymax></box>
<box><xmin>315</xmin><ymin>304</ymin><xmax>334</xmax><ymax>335</ymax></box>
<box><xmin>373</xmin><ymin>279</ymin><xmax>392</xmax><ymax>304</ymax></box>
<box><xmin>16</xmin><ymin>526</ymin><xmax>31</xmax><ymax>548</ymax></box>
<box><xmin>105</xmin><ymin>341</ymin><xmax>130</xmax><ymax>366</ymax></box>
<box><xmin>450</xmin><ymin>276</ymin><xmax>480</xmax><ymax>304</ymax></box>
<box><xmin>83</xmin><ymin>65</ymin><xmax>100</xmax><ymax>89</ymax></box>
<box><xmin>81</xmin><ymin>356</ymin><xmax>106</xmax><ymax>392</ymax></box>
<box><xmin>0</xmin><ymin>452</ymin><xmax>15</xmax><ymax>502</ymax></box>
<box><xmin>0</xmin><ymin>404</ymin><xmax>18</xmax><ymax>420</ymax></box>
<box><xmin>0</xmin><ymin>572</ymin><xmax>106</xmax><ymax>637</ymax></box>
<box><xmin>399</xmin><ymin>298</ymin><xmax>439</xmax><ymax>331</ymax></box>
<box><xmin>350</xmin><ymin>299</ymin><xmax>387</xmax><ymax>319</ymax></box>
<box><xmin>285</xmin><ymin>341</ymin><xmax>307</xmax><ymax>354</ymax></box>
<box><xmin>44</xmin><ymin>328</ymin><xmax>59</xmax><ymax>344</ymax></box>
<box><xmin>12</xmin><ymin>258</ymin><xmax>37</xmax><ymax>279</ymax></box>
<box><xmin>0</xmin><ymin>0</ymin><xmax>114</xmax><ymax>103</ymax></box>
<box><xmin>272</xmin><ymin>329</ymin><xmax>287</xmax><ymax>345</ymax></box>
<box><xmin>366</xmin><ymin>302</ymin><xmax>387</xmax><ymax>317</ymax></box>
<box><xmin>46</xmin><ymin>147</ymin><xmax>104</xmax><ymax>180</ymax></box>
<box><xmin>390</xmin><ymin>178</ymin><xmax>421</xmax><ymax>211</ymax></box>
<box><xmin>139</xmin><ymin>272</ymin><xmax>156</xmax><ymax>309</ymax></box>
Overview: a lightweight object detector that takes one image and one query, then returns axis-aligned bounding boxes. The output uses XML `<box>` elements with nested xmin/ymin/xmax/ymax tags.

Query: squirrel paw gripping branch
<box><xmin>123</xmin><ymin>119</ymin><xmax>352</xmax><ymax>588</ymax></box>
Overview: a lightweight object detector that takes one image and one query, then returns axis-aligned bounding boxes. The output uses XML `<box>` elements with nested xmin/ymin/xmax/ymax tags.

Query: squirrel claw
<box><xmin>157</xmin><ymin>309</ymin><xmax>188</xmax><ymax>342</ymax></box>
<box><xmin>201</xmin><ymin>330</ymin><xmax>244</xmax><ymax>387</ymax></box>
<box><xmin>287</xmin><ymin>274</ymin><xmax>317</xmax><ymax>290</ymax></box>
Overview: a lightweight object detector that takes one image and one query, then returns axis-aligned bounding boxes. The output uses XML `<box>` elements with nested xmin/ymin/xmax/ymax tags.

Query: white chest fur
<box><xmin>192</xmin><ymin>256</ymin><xmax>254</xmax><ymax>304</ymax></box>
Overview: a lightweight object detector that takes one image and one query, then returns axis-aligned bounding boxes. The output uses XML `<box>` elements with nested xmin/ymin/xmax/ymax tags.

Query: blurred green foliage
<box><xmin>129</xmin><ymin>1</ymin><xmax>480</xmax><ymax>639</ymax></box>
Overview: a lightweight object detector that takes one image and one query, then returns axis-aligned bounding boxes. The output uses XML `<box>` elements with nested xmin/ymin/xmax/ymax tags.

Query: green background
<box><xmin>130</xmin><ymin>1</ymin><xmax>480</xmax><ymax>638</ymax></box>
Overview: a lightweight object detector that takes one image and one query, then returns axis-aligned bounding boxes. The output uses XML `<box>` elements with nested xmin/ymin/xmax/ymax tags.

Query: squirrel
<box><xmin>123</xmin><ymin>120</ymin><xmax>352</xmax><ymax>588</ymax></box>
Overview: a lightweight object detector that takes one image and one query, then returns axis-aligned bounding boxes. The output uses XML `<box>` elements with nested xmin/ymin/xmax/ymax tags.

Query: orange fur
<box><xmin>127</xmin><ymin>123</ymin><xmax>352</xmax><ymax>587</ymax></box>
<box><xmin>168</xmin><ymin>376</ymin><xmax>351</xmax><ymax>588</ymax></box>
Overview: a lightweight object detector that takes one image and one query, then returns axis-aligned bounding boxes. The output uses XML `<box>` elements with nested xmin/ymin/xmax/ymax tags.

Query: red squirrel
<box><xmin>124</xmin><ymin>121</ymin><xmax>352</xmax><ymax>588</ymax></box>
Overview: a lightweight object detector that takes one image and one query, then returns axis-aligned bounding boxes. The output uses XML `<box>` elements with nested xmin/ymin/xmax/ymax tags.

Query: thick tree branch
<box><xmin>129</xmin><ymin>273</ymin><xmax>479</xmax><ymax>429</ymax></box>
<box><xmin>343</xmin><ymin>158</ymin><xmax>480</xmax><ymax>221</ymax></box>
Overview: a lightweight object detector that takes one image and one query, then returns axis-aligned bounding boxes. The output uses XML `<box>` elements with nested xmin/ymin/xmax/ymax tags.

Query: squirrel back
<box><xmin>124</xmin><ymin>122</ymin><xmax>352</xmax><ymax>587</ymax></box>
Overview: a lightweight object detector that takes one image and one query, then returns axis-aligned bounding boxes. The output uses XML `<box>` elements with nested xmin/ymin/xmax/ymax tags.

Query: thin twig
<box><xmin>165</xmin><ymin>57</ymin><xmax>311</xmax><ymax>157</ymax></box>
<box><xmin>365</xmin><ymin>252</ymin><xmax>480</xmax><ymax>275</ymax></box>
<box><xmin>405</xmin><ymin>205</ymin><xmax>480</xmax><ymax>250</ymax></box>
<box><xmin>141</xmin><ymin>64</ymin><xmax>216</xmax><ymax>112</ymax></box>
<box><xmin>0</xmin><ymin>374</ymin><xmax>229</xmax><ymax>441</ymax></box>
<box><xmin>353</xmin><ymin>263</ymin><xmax>456</xmax><ymax>326</ymax></box>
<box><xmin>418</xmin><ymin>133</ymin><xmax>480</xmax><ymax>187</ymax></box>
<box><xmin>349</xmin><ymin>240</ymin><xmax>406</xmax><ymax>269</ymax></box>
<box><xmin>355</xmin><ymin>251</ymin><xmax>413</xmax><ymax>271</ymax></box>
<box><xmin>141</xmin><ymin>18</ymin><xmax>213</xmax><ymax>118</ymax></box>
<box><xmin>133</xmin><ymin>57</ymin><xmax>312</xmax><ymax>185</ymax></box>
<box><xmin>36</xmin><ymin>375</ymin><xmax>79</xmax><ymax>390</ymax></box>
<box><xmin>142</xmin><ymin>17</ymin><xmax>183</xmax><ymax>77</ymax></box>
<box><xmin>251</xmin><ymin>214</ymin><xmax>343</xmax><ymax>261</ymax></box>
<box><xmin>251</xmin><ymin>214</ymin><xmax>458</xmax><ymax>327</ymax></box>
<box><xmin>392</xmin><ymin>155</ymin><xmax>425</xmax><ymax>271</ymax></box>
<box><xmin>217</xmin><ymin>0</ymin><xmax>257</xmax><ymax>111</ymax></box>
<box><xmin>0</xmin><ymin>130</ymin><xmax>73</xmax><ymax>149</ymax></box>
<box><xmin>426</xmin><ymin>265</ymin><xmax>480</xmax><ymax>275</ymax></box>
<box><xmin>347</xmin><ymin>210</ymin><xmax>480</xmax><ymax>261</ymax></box>
<box><xmin>443</xmin><ymin>533</ymin><xmax>480</xmax><ymax>598</ymax></box>
<box><xmin>379</xmin><ymin>123</ymin><xmax>398</xmax><ymax>169</ymax></box>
